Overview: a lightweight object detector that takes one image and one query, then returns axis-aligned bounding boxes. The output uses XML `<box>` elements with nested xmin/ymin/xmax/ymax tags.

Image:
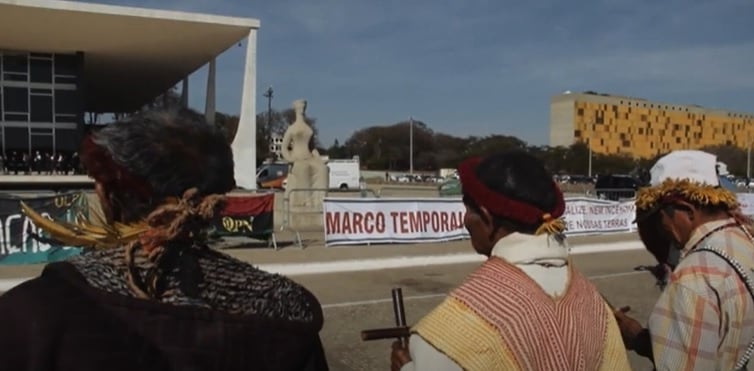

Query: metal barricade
<box><xmin>228</xmin><ymin>188</ymin><xmax>283</xmax><ymax>250</ymax></box>
<box><xmin>377</xmin><ymin>185</ymin><xmax>440</xmax><ymax>198</ymax></box>
<box><xmin>592</xmin><ymin>188</ymin><xmax>637</xmax><ymax>201</ymax></box>
<box><xmin>558</xmin><ymin>183</ymin><xmax>594</xmax><ymax>196</ymax></box>
<box><xmin>281</xmin><ymin>187</ymin><xmax>379</xmax><ymax>249</ymax></box>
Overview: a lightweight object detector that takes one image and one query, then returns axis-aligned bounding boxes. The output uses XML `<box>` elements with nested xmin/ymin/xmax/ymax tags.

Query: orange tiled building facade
<box><xmin>549</xmin><ymin>92</ymin><xmax>754</xmax><ymax>158</ymax></box>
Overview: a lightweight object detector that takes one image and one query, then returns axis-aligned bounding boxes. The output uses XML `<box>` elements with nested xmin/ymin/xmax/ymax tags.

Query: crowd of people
<box><xmin>0</xmin><ymin>107</ymin><xmax>753</xmax><ymax>371</ymax></box>
<box><xmin>0</xmin><ymin>150</ymin><xmax>82</xmax><ymax>175</ymax></box>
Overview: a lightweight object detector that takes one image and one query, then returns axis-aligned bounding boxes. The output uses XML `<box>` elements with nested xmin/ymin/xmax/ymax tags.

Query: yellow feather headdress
<box><xmin>635</xmin><ymin>178</ymin><xmax>739</xmax><ymax>214</ymax></box>
<box><xmin>20</xmin><ymin>201</ymin><xmax>148</xmax><ymax>249</ymax></box>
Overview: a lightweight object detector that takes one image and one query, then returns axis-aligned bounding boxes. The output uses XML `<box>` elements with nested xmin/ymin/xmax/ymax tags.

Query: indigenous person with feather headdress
<box><xmin>615</xmin><ymin>150</ymin><xmax>754</xmax><ymax>371</ymax></box>
<box><xmin>0</xmin><ymin>109</ymin><xmax>329</xmax><ymax>371</ymax></box>
<box><xmin>390</xmin><ymin>150</ymin><xmax>631</xmax><ymax>371</ymax></box>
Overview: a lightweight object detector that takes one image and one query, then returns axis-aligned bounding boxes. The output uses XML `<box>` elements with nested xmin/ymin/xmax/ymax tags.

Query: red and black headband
<box><xmin>457</xmin><ymin>156</ymin><xmax>566</xmax><ymax>225</ymax></box>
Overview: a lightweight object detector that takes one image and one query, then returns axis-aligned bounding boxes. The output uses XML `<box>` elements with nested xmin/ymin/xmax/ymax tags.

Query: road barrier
<box><xmin>322</xmin><ymin>196</ymin><xmax>638</xmax><ymax>246</ymax></box>
<box><xmin>281</xmin><ymin>187</ymin><xmax>379</xmax><ymax>249</ymax></box>
<box><xmin>0</xmin><ymin>175</ymin><xmax>95</xmax><ymax>192</ymax></box>
<box><xmin>590</xmin><ymin>188</ymin><xmax>637</xmax><ymax>201</ymax></box>
<box><xmin>211</xmin><ymin>192</ymin><xmax>278</xmax><ymax>249</ymax></box>
<box><xmin>323</xmin><ymin>197</ymin><xmax>467</xmax><ymax>246</ymax></box>
<box><xmin>377</xmin><ymin>186</ymin><xmax>440</xmax><ymax>198</ymax></box>
<box><xmin>7</xmin><ymin>187</ymin><xmax>754</xmax><ymax>262</ymax></box>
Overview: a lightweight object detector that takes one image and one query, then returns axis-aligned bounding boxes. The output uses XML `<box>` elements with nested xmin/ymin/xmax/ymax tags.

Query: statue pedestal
<box><xmin>285</xmin><ymin>185</ymin><xmax>326</xmax><ymax>232</ymax></box>
<box><xmin>285</xmin><ymin>155</ymin><xmax>329</xmax><ymax>213</ymax></box>
<box><xmin>287</xmin><ymin>203</ymin><xmax>323</xmax><ymax>231</ymax></box>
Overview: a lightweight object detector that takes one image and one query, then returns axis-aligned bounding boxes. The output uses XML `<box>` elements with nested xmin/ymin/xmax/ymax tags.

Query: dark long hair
<box><xmin>83</xmin><ymin>108</ymin><xmax>235</xmax><ymax>223</ymax></box>
<box><xmin>80</xmin><ymin>108</ymin><xmax>236</xmax><ymax>299</ymax></box>
<box><xmin>462</xmin><ymin>150</ymin><xmax>560</xmax><ymax>235</ymax></box>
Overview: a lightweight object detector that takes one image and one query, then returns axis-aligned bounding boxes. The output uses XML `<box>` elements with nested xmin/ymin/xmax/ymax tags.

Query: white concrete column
<box><xmin>180</xmin><ymin>77</ymin><xmax>189</xmax><ymax>108</ymax></box>
<box><xmin>205</xmin><ymin>58</ymin><xmax>216</xmax><ymax>125</ymax></box>
<box><xmin>231</xmin><ymin>29</ymin><xmax>258</xmax><ymax>190</ymax></box>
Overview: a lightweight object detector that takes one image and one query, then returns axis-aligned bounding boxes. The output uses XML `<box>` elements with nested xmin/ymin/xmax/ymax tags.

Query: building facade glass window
<box><xmin>0</xmin><ymin>50</ymin><xmax>82</xmax><ymax>155</ymax></box>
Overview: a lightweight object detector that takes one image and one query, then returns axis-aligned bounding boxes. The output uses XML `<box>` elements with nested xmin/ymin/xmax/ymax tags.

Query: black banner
<box><xmin>0</xmin><ymin>192</ymin><xmax>87</xmax><ymax>265</ymax></box>
<box><xmin>209</xmin><ymin>193</ymin><xmax>274</xmax><ymax>240</ymax></box>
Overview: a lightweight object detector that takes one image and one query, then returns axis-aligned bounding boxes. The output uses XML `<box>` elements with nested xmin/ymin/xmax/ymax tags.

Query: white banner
<box><xmin>562</xmin><ymin>197</ymin><xmax>636</xmax><ymax>236</ymax></box>
<box><xmin>323</xmin><ymin>197</ymin><xmax>639</xmax><ymax>246</ymax></box>
<box><xmin>323</xmin><ymin>193</ymin><xmax>754</xmax><ymax>246</ymax></box>
<box><xmin>323</xmin><ymin>198</ymin><xmax>469</xmax><ymax>246</ymax></box>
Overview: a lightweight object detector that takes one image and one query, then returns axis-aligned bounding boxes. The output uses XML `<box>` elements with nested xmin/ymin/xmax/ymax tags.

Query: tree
<box><xmin>593</xmin><ymin>153</ymin><xmax>637</xmax><ymax>175</ymax></box>
<box><xmin>344</xmin><ymin>120</ymin><xmax>435</xmax><ymax>170</ymax></box>
<box><xmin>700</xmin><ymin>144</ymin><xmax>747</xmax><ymax>175</ymax></box>
<box><xmin>142</xmin><ymin>86</ymin><xmax>182</xmax><ymax>111</ymax></box>
<box><xmin>464</xmin><ymin>135</ymin><xmax>528</xmax><ymax>159</ymax></box>
<box><xmin>433</xmin><ymin>133</ymin><xmax>469</xmax><ymax>169</ymax></box>
<box><xmin>340</xmin><ymin>121</ymin><xmax>653</xmax><ymax>174</ymax></box>
<box><xmin>325</xmin><ymin>139</ymin><xmax>350</xmax><ymax>159</ymax></box>
<box><xmin>106</xmin><ymin>86</ymin><xmax>183</xmax><ymax>122</ymax></box>
<box><xmin>530</xmin><ymin>145</ymin><xmax>570</xmax><ymax>174</ymax></box>
<box><xmin>214</xmin><ymin>112</ymin><xmax>239</xmax><ymax>144</ymax></box>
<box><xmin>344</xmin><ymin>126</ymin><xmax>390</xmax><ymax>169</ymax></box>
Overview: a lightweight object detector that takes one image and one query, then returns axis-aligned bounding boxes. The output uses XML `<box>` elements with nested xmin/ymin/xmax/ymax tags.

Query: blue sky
<box><xmin>88</xmin><ymin>0</ymin><xmax>753</xmax><ymax>147</ymax></box>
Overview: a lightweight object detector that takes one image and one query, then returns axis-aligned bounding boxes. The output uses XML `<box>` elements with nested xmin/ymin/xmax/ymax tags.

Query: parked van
<box><xmin>594</xmin><ymin>174</ymin><xmax>643</xmax><ymax>201</ymax></box>
<box><xmin>327</xmin><ymin>158</ymin><xmax>361</xmax><ymax>189</ymax></box>
<box><xmin>281</xmin><ymin>157</ymin><xmax>361</xmax><ymax>190</ymax></box>
<box><xmin>256</xmin><ymin>163</ymin><xmax>288</xmax><ymax>189</ymax></box>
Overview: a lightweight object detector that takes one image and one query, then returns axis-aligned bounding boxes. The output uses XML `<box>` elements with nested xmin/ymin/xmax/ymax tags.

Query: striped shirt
<box><xmin>403</xmin><ymin>233</ymin><xmax>631</xmax><ymax>371</ymax></box>
<box><xmin>649</xmin><ymin>218</ymin><xmax>754</xmax><ymax>371</ymax></box>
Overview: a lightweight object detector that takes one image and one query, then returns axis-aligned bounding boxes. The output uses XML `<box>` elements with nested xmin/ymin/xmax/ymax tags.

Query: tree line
<box><xmin>98</xmin><ymin>94</ymin><xmax>752</xmax><ymax>177</ymax></box>
<box><xmin>322</xmin><ymin>119</ymin><xmax>753</xmax><ymax>177</ymax></box>
<box><xmin>324</xmin><ymin>119</ymin><xmax>647</xmax><ymax>175</ymax></box>
<box><xmin>231</xmin><ymin>113</ymin><xmax>754</xmax><ymax>177</ymax></box>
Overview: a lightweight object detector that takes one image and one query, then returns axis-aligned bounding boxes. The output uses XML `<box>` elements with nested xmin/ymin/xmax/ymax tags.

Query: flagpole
<box><xmin>409</xmin><ymin>116</ymin><xmax>414</xmax><ymax>175</ymax></box>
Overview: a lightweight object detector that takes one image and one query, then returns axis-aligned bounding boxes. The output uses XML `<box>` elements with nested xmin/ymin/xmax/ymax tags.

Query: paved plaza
<box><xmin>295</xmin><ymin>246</ymin><xmax>659</xmax><ymax>371</ymax></box>
<box><xmin>1</xmin><ymin>231</ymin><xmax>659</xmax><ymax>370</ymax></box>
<box><xmin>0</xmin><ymin>177</ymin><xmax>651</xmax><ymax>371</ymax></box>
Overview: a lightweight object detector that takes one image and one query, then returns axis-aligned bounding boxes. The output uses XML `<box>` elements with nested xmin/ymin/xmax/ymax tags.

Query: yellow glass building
<box><xmin>549</xmin><ymin>91</ymin><xmax>754</xmax><ymax>158</ymax></box>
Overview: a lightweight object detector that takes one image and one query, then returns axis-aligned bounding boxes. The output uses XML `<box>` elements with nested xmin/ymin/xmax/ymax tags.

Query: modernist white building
<box><xmin>268</xmin><ymin>134</ymin><xmax>284</xmax><ymax>161</ymax></box>
<box><xmin>0</xmin><ymin>0</ymin><xmax>260</xmax><ymax>189</ymax></box>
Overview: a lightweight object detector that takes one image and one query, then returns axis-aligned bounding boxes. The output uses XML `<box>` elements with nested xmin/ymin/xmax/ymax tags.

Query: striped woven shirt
<box><xmin>413</xmin><ymin>257</ymin><xmax>631</xmax><ymax>370</ymax></box>
<box><xmin>649</xmin><ymin>218</ymin><xmax>754</xmax><ymax>371</ymax></box>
